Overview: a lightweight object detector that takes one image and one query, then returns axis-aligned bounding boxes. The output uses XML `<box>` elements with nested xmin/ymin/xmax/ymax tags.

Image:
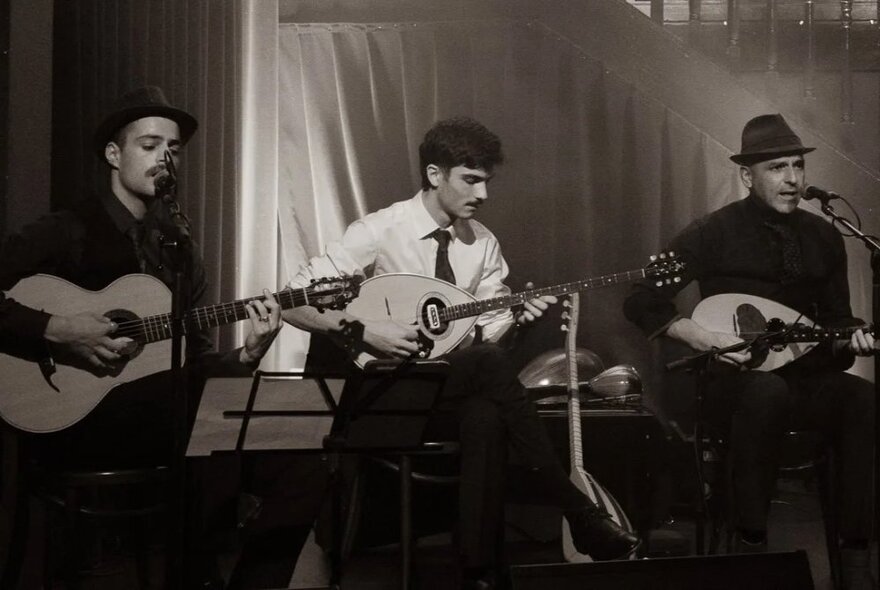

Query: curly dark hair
<box><xmin>419</xmin><ymin>117</ymin><xmax>504</xmax><ymax>191</ymax></box>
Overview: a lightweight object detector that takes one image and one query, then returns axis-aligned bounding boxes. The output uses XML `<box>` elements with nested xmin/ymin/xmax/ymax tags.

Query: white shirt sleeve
<box><xmin>473</xmin><ymin>235</ymin><xmax>515</xmax><ymax>343</ymax></box>
<box><xmin>287</xmin><ymin>218</ymin><xmax>378</xmax><ymax>289</ymax></box>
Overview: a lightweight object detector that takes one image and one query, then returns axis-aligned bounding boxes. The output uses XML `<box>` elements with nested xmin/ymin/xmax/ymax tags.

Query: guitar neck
<box><xmin>440</xmin><ymin>268</ymin><xmax>649</xmax><ymax>322</ymax></box>
<box><xmin>565</xmin><ymin>293</ymin><xmax>584</xmax><ymax>473</ymax></box>
<box><xmin>772</xmin><ymin>324</ymin><xmax>877</xmax><ymax>343</ymax></box>
<box><xmin>138</xmin><ymin>288</ymin><xmax>311</xmax><ymax>343</ymax></box>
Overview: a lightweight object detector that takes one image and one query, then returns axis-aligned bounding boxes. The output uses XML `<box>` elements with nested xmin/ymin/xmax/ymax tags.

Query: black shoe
<box><xmin>462</xmin><ymin>572</ymin><xmax>495</xmax><ymax>590</ymax></box>
<box><xmin>565</xmin><ymin>506</ymin><xmax>641</xmax><ymax>560</ymax></box>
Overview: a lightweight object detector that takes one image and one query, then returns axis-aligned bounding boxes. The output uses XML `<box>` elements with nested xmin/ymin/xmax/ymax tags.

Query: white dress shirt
<box><xmin>288</xmin><ymin>191</ymin><xmax>515</xmax><ymax>343</ymax></box>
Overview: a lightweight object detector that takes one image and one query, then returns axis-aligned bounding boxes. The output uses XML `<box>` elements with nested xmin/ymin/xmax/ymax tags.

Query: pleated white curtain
<box><xmin>272</xmin><ymin>17</ymin><xmax>743</xmax><ymax>407</ymax></box>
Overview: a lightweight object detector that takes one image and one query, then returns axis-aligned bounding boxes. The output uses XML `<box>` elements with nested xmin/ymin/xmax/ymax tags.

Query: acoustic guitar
<box><xmin>0</xmin><ymin>273</ymin><xmax>359</xmax><ymax>433</ymax></box>
<box><xmin>690</xmin><ymin>293</ymin><xmax>876</xmax><ymax>371</ymax></box>
<box><xmin>344</xmin><ymin>253</ymin><xmax>685</xmax><ymax>368</ymax></box>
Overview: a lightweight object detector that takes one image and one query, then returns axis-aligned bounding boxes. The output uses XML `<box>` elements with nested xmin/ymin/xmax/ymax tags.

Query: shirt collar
<box><xmin>99</xmin><ymin>190</ymin><xmax>141</xmax><ymax>235</ymax></box>
<box><xmin>411</xmin><ymin>191</ymin><xmax>460</xmax><ymax>242</ymax></box>
<box><xmin>744</xmin><ymin>192</ymin><xmax>802</xmax><ymax>226</ymax></box>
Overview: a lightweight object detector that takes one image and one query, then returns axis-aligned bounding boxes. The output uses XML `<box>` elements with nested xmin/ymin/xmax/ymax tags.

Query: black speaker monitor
<box><xmin>510</xmin><ymin>551</ymin><xmax>814</xmax><ymax>590</ymax></box>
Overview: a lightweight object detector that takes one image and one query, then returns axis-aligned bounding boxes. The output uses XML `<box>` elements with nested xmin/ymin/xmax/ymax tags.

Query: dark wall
<box><xmin>5</xmin><ymin>0</ymin><xmax>52</xmax><ymax>235</ymax></box>
<box><xmin>0</xmin><ymin>0</ymin><xmax>8</xmax><ymax>241</ymax></box>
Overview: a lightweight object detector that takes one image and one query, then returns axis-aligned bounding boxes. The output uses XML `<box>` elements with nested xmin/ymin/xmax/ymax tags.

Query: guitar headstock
<box><xmin>307</xmin><ymin>276</ymin><xmax>362</xmax><ymax>311</ymax></box>
<box><xmin>644</xmin><ymin>251</ymin><xmax>685</xmax><ymax>287</ymax></box>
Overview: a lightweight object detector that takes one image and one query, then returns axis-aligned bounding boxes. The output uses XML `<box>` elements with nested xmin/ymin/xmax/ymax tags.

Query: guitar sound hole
<box><xmin>105</xmin><ymin>309</ymin><xmax>145</xmax><ymax>360</ymax></box>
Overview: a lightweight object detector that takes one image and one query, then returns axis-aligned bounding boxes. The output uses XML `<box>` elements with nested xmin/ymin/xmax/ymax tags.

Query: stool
<box><xmin>704</xmin><ymin>430</ymin><xmax>842</xmax><ymax>589</ymax></box>
<box><xmin>30</xmin><ymin>464</ymin><xmax>170</xmax><ymax>589</ymax></box>
<box><xmin>358</xmin><ymin>442</ymin><xmax>461</xmax><ymax>590</ymax></box>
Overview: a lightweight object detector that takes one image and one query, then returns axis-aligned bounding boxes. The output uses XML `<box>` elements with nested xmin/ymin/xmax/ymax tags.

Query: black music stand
<box><xmin>187</xmin><ymin>361</ymin><xmax>449</xmax><ymax>590</ymax></box>
<box><xmin>322</xmin><ymin>359</ymin><xmax>450</xmax><ymax>590</ymax></box>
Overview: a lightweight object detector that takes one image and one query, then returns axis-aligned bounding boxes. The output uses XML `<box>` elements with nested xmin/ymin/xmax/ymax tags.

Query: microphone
<box><xmin>153</xmin><ymin>150</ymin><xmax>178</xmax><ymax>202</ymax></box>
<box><xmin>804</xmin><ymin>185</ymin><xmax>841</xmax><ymax>204</ymax></box>
<box><xmin>154</xmin><ymin>171</ymin><xmax>176</xmax><ymax>200</ymax></box>
<box><xmin>155</xmin><ymin>150</ymin><xmax>190</xmax><ymax>241</ymax></box>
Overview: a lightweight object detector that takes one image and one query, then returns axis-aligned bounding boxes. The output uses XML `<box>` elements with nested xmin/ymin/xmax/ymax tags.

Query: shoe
<box><xmin>732</xmin><ymin>530</ymin><xmax>767</xmax><ymax>554</ymax></box>
<box><xmin>461</xmin><ymin>571</ymin><xmax>495</xmax><ymax>590</ymax></box>
<box><xmin>564</xmin><ymin>506</ymin><xmax>641</xmax><ymax>560</ymax></box>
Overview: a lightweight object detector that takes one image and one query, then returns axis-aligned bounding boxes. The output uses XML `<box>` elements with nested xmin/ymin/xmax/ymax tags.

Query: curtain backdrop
<box><xmin>276</xmin><ymin>19</ymin><xmax>746</xmax><ymax>418</ymax></box>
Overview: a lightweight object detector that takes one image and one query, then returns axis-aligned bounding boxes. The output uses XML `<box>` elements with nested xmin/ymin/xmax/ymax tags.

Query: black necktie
<box><xmin>128</xmin><ymin>222</ymin><xmax>147</xmax><ymax>273</ymax></box>
<box><xmin>432</xmin><ymin>229</ymin><xmax>456</xmax><ymax>285</ymax></box>
<box><xmin>764</xmin><ymin>221</ymin><xmax>804</xmax><ymax>284</ymax></box>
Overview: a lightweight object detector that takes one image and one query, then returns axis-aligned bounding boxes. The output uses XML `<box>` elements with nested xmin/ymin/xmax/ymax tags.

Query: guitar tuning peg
<box><xmin>649</xmin><ymin>255</ymin><xmax>657</xmax><ymax>261</ymax></box>
<box><xmin>561</xmin><ymin>325</ymin><xmax>569</xmax><ymax>332</ymax></box>
<box><xmin>561</xmin><ymin>311</ymin><xmax>570</xmax><ymax>320</ymax></box>
<box><xmin>562</xmin><ymin>300</ymin><xmax>571</xmax><ymax>308</ymax></box>
<box><xmin>669</xmin><ymin>250</ymin><xmax>675</xmax><ymax>257</ymax></box>
<box><xmin>659</xmin><ymin>252</ymin><xmax>666</xmax><ymax>259</ymax></box>
<box><xmin>674</xmin><ymin>277</ymin><xmax>681</xmax><ymax>283</ymax></box>
<box><xmin>655</xmin><ymin>281</ymin><xmax>663</xmax><ymax>287</ymax></box>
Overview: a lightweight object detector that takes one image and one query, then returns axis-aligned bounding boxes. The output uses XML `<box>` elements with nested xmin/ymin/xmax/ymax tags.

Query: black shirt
<box><xmin>623</xmin><ymin>195</ymin><xmax>861</xmax><ymax>367</ymax></box>
<box><xmin>0</xmin><ymin>191</ymin><xmax>247</xmax><ymax>372</ymax></box>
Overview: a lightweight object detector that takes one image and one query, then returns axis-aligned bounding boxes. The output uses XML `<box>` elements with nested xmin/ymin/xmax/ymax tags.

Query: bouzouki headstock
<box><xmin>644</xmin><ymin>251</ymin><xmax>685</xmax><ymax>287</ymax></box>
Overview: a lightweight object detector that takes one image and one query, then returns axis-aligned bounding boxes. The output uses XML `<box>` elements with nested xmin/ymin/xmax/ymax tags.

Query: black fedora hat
<box><xmin>730</xmin><ymin>114</ymin><xmax>814</xmax><ymax>165</ymax></box>
<box><xmin>93</xmin><ymin>86</ymin><xmax>198</xmax><ymax>158</ymax></box>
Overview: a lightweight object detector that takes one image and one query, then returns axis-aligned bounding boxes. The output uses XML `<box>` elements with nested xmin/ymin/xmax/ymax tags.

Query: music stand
<box><xmin>322</xmin><ymin>359</ymin><xmax>450</xmax><ymax>590</ymax></box>
<box><xmin>187</xmin><ymin>361</ymin><xmax>449</xmax><ymax>590</ymax></box>
<box><xmin>187</xmin><ymin>371</ymin><xmax>346</xmax><ymax>458</ymax></box>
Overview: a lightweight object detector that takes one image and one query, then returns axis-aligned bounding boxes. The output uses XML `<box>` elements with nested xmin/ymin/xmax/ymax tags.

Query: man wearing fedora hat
<box><xmin>0</xmin><ymin>86</ymin><xmax>314</xmax><ymax>588</ymax></box>
<box><xmin>624</xmin><ymin>114</ymin><xmax>875</xmax><ymax>586</ymax></box>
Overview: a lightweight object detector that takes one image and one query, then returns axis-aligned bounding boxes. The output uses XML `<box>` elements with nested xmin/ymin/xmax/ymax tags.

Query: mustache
<box><xmin>146</xmin><ymin>164</ymin><xmax>168</xmax><ymax>178</ymax></box>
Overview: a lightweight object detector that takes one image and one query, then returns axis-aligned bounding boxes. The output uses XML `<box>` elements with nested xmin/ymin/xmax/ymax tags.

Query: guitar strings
<box><xmin>106</xmin><ymin>285</ymin><xmax>347</xmax><ymax>342</ymax></box>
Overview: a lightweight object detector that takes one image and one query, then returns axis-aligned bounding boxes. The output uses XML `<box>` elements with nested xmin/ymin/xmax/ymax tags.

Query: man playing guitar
<box><xmin>285</xmin><ymin>117</ymin><xmax>640</xmax><ymax>589</ymax></box>
<box><xmin>624</xmin><ymin>114</ymin><xmax>876</xmax><ymax>589</ymax></box>
<box><xmin>0</xmin><ymin>87</ymin><xmax>304</xmax><ymax>589</ymax></box>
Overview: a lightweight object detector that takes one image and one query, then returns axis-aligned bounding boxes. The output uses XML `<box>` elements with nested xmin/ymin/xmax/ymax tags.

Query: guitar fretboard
<box><xmin>116</xmin><ymin>287</ymin><xmax>327</xmax><ymax>343</ymax></box>
<box><xmin>439</xmin><ymin>269</ymin><xmax>649</xmax><ymax>323</ymax></box>
<box><xmin>739</xmin><ymin>325</ymin><xmax>878</xmax><ymax>344</ymax></box>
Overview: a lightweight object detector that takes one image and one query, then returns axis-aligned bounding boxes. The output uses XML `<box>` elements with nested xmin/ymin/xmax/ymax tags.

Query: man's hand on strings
<box><xmin>44</xmin><ymin>312</ymin><xmax>133</xmax><ymax>369</ymax></box>
<box><xmin>241</xmin><ymin>289</ymin><xmax>283</xmax><ymax>364</ymax></box>
<box><xmin>361</xmin><ymin>318</ymin><xmax>421</xmax><ymax>358</ymax></box>
<box><xmin>846</xmin><ymin>327</ymin><xmax>876</xmax><ymax>357</ymax></box>
<box><xmin>516</xmin><ymin>281</ymin><xmax>558</xmax><ymax>327</ymax></box>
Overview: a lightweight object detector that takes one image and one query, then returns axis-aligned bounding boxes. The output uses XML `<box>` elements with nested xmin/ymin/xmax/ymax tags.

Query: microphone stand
<box><xmin>812</xmin><ymin>198</ymin><xmax>880</xmax><ymax>588</ymax></box>
<box><xmin>666</xmin><ymin>338</ymin><xmax>767</xmax><ymax>555</ymax></box>
<box><xmin>157</xmin><ymin>151</ymin><xmax>192</xmax><ymax>589</ymax></box>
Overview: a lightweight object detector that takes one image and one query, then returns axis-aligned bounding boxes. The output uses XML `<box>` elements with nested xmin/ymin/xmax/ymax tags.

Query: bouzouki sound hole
<box><xmin>417</xmin><ymin>294</ymin><xmax>451</xmax><ymax>338</ymax></box>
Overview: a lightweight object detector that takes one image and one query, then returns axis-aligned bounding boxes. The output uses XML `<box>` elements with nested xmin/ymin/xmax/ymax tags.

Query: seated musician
<box><xmin>623</xmin><ymin>114</ymin><xmax>875</xmax><ymax>587</ymax></box>
<box><xmin>0</xmin><ymin>87</ymin><xmax>309</xmax><ymax>589</ymax></box>
<box><xmin>283</xmin><ymin>116</ymin><xmax>640</xmax><ymax>589</ymax></box>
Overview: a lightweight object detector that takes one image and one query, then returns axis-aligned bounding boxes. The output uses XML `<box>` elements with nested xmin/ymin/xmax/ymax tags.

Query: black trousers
<box><xmin>704</xmin><ymin>367</ymin><xmax>874</xmax><ymax>540</ymax></box>
<box><xmin>23</xmin><ymin>371</ymin><xmax>321</xmax><ymax>588</ymax></box>
<box><xmin>423</xmin><ymin>344</ymin><xmax>573</xmax><ymax>568</ymax></box>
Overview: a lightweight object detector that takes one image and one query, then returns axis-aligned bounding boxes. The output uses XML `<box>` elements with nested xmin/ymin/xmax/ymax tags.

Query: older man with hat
<box><xmin>0</xmin><ymin>87</ymin><xmax>310</xmax><ymax>588</ymax></box>
<box><xmin>624</xmin><ymin>114</ymin><xmax>875</xmax><ymax>587</ymax></box>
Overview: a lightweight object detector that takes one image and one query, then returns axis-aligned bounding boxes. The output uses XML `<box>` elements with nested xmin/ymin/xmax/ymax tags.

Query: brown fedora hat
<box><xmin>730</xmin><ymin>114</ymin><xmax>814</xmax><ymax>165</ymax></box>
<box><xmin>93</xmin><ymin>86</ymin><xmax>198</xmax><ymax>159</ymax></box>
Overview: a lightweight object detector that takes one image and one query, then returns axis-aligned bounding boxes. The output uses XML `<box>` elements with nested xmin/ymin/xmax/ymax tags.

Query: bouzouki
<box><xmin>560</xmin><ymin>292</ymin><xmax>634</xmax><ymax>562</ymax></box>
<box><xmin>691</xmin><ymin>293</ymin><xmax>876</xmax><ymax>372</ymax></box>
<box><xmin>0</xmin><ymin>273</ymin><xmax>359</xmax><ymax>433</ymax></box>
<box><xmin>344</xmin><ymin>253</ymin><xmax>684</xmax><ymax>368</ymax></box>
